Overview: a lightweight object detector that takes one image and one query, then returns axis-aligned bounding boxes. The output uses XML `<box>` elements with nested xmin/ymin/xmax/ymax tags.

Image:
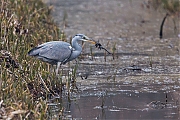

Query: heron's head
<box><xmin>73</xmin><ymin>34</ymin><xmax>96</xmax><ymax>44</ymax></box>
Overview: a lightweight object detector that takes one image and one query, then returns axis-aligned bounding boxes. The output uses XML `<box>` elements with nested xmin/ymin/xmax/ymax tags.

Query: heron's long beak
<box><xmin>86</xmin><ymin>39</ymin><xmax>96</xmax><ymax>44</ymax></box>
<box><xmin>83</xmin><ymin>37</ymin><xmax>96</xmax><ymax>44</ymax></box>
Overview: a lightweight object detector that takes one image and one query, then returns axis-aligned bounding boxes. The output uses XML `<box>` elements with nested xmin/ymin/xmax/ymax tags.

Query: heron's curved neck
<box><xmin>72</xmin><ymin>38</ymin><xmax>82</xmax><ymax>52</ymax></box>
<box><xmin>65</xmin><ymin>38</ymin><xmax>82</xmax><ymax>62</ymax></box>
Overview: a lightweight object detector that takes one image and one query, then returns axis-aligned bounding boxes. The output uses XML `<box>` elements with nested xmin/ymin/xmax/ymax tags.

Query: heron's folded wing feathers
<box><xmin>29</xmin><ymin>41</ymin><xmax>72</xmax><ymax>63</ymax></box>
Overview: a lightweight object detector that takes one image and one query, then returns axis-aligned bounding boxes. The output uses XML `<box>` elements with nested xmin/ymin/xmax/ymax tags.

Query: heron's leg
<box><xmin>75</xmin><ymin>59</ymin><xmax>78</xmax><ymax>64</ymax></box>
<box><xmin>56</xmin><ymin>62</ymin><xmax>61</xmax><ymax>75</ymax></box>
<box><xmin>49</xmin><ymin>64</ymin><xmax>55</xmax><ymax>73</ymax></box>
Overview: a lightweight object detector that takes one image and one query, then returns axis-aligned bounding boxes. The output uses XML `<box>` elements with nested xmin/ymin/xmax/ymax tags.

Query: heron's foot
<box><xmin>75</xmin><ymin>59</ymin><xmax>78</xmax><ymax>64</ymax></box>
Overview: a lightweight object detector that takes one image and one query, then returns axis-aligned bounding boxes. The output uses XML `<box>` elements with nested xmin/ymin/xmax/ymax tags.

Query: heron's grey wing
<box><xmin>28</xmin><ymin>41</ymin><xmax>72</xmax><ymax>64</ymax></box>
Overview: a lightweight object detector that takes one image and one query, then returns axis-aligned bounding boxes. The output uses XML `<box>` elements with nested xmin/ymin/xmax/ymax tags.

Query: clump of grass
<box><xmin>147</xmin><ymin>0</ymin><xmax>180</xmax><ymax>15</ymax></box>
<box><xmin>63</xmin><ymin>10</ymin><xmax>68</xmax><ymax>29</ymax></box>
<box><xmin>144</xmin><ymin>0</ymin><xmax>180</xmax><ymax>38</ymax></box>
<box><xmin>90</xmin><ymin>46</ymin><xmax>94</xmax><ymax>60</ymax></box>
<box><xmin>0</xmin><ymin>0</ymin><xmax>66</xmax><ymax>119</ymax></box>
<box><xmin>112</xmin><ymin>42</ymin><xmax>117</xmax><ymax>60</ymax></box>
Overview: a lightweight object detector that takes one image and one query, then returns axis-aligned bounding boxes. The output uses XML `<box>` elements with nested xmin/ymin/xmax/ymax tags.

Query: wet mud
<box><xmin>43</xmin><ymin>0</ymin><xmax>180</xmax><ymax>119</ymax></box>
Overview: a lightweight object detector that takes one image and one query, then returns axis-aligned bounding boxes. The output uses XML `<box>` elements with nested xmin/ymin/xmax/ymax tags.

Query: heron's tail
<box><xmin>28</xmin><ymin>46</ymin><xmax>41</xmax><ymax>56</ymax></box>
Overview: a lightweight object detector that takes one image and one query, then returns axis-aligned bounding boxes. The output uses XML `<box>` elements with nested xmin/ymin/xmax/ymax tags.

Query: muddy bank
<box><xmin>42</xmin><ymin>0</ymin><xmax>180</xmax><ymax>80</ymax></box>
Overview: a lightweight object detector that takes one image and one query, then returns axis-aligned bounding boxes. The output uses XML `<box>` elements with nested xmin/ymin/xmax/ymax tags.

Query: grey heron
<box><xmin>28</xmin><ymin>34</ymin><xmax>96</xmax><ymax>74</ymax></box>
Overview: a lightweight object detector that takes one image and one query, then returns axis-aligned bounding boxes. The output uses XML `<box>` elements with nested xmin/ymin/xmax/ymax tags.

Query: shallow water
<box><xmin>48</xmin><ymin>80</ymin><xmax>179</xmax><ymax>119</ymax></box>
<box><xmin>68</xmin><ymin>83</ymin><xmax>178</xmax><ymax>119</ymax></box>
<box><xmin>42</xmin><ymin>0</ymin><xmax>180</xmax><ymax>119</ymax></box>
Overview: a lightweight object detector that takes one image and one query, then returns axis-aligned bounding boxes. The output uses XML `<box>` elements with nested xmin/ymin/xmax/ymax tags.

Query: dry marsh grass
<box><xmin>147</xmin><ymin>0</ymin><xmax>180</xmax><ymax>15</ymax></box>
<box><xmin>0</xmin><ymin>0</ymin><xmax>66</xmax><ymax>119</ymax></box>
<box><xmin>143</xmin><ymin>0</ymin><xmax>180</xmax><ymax>38</ymax></box>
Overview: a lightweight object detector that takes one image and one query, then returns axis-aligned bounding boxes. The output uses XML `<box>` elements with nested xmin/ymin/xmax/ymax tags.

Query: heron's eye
<box><xmin>82</xmin><ymin>36</ymin><xmax>86</xmax><ymax>39</ymax></box>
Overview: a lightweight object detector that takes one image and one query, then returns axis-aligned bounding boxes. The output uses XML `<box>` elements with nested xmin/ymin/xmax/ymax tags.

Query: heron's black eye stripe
<box><xmin>74</xmin><ymin>34</ymin><xmax>83</xmax><ymax>38</ymax></box>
